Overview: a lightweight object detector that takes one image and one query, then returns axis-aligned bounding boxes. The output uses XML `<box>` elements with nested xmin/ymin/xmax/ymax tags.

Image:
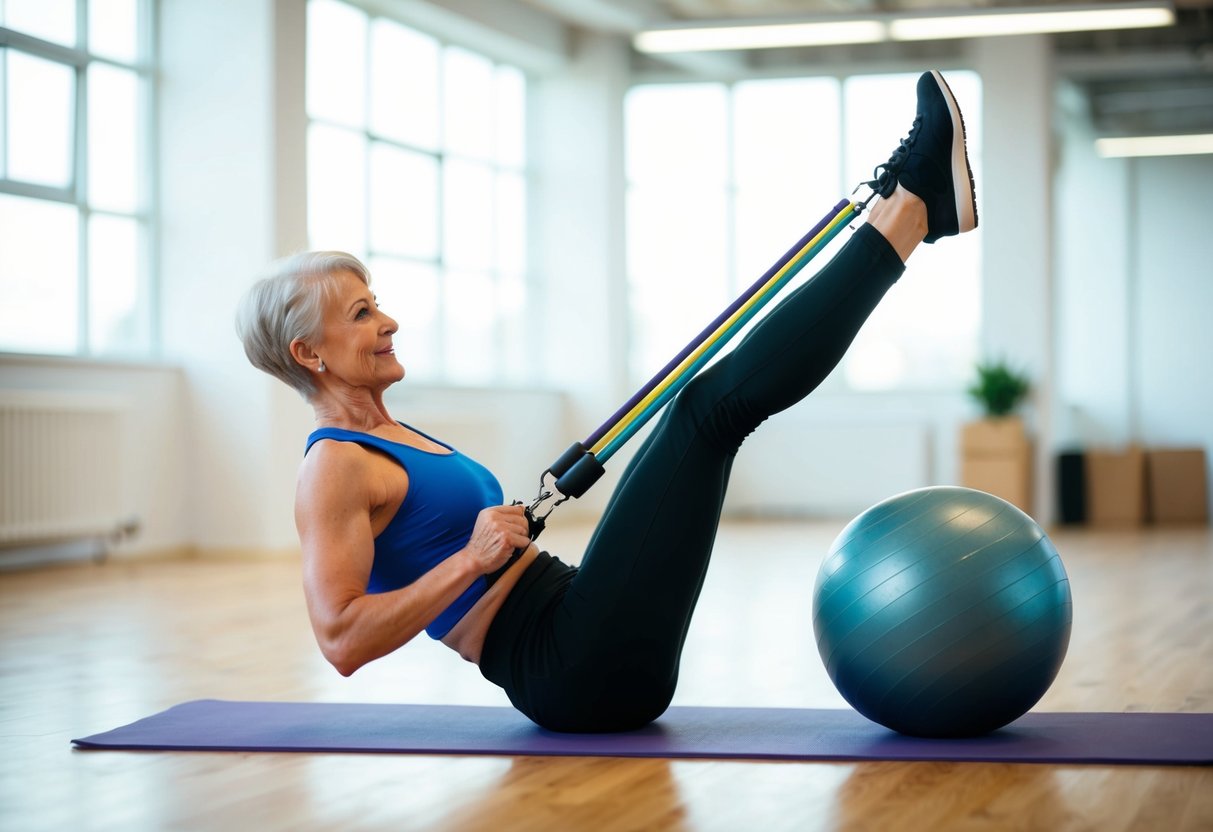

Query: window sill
<box><xmin>0</xmin><ymin>351</ymin><xmax>181</xmax><ymax>373</ymax></box>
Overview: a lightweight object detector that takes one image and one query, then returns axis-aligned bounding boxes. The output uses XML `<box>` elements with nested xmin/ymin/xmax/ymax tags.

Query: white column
<box><xmin>972</xmin><ymin>35</ymin><xmax>1056</xmax><ymax>522</ymax></box>
<box><xmin>530</xmin><ymin>31</ymin><xmax>632</xmax><ymax>513</ymax></box>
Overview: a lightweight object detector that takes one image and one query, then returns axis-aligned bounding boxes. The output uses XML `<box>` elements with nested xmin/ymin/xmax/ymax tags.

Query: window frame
<box><xmin>623</xmin><ymin>69</ymin><xmax>983</xmax><ymax>395</ymax></box>
<box><xmin>305</xmin><ymin>0</ymin><xmax>531</xmax><ymax>386</ymax></box>
<box><xmin>0</xmin><ymin>0</ymin><xmax>158</xmax><ymax>359</ymax></box>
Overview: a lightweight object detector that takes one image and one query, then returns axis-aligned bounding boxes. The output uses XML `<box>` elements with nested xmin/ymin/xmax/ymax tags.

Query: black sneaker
<box><xmin>856</xmin><ymin>70</ymin><xmax>978</xmax><ymax>244</ymax></box>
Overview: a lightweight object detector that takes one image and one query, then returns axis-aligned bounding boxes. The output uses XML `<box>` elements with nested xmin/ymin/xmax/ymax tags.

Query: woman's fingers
<box><xmin>469</xmin><ymin>505</ymin><xmax>532</xmax><ymax>571</ymax></box>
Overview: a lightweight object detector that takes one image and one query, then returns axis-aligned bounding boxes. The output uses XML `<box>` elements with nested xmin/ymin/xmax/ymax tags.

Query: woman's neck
<box><xmin>311</xmin><ymin>388</ymin><xmax>396</xmax><ymax>433</ymax></box>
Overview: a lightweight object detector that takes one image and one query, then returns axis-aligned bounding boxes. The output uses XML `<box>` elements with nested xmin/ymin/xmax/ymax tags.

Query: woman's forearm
<box><xmin>319</xmin><ymin>550</ymin><xmax>482</xmax><ymax>675</ymax></box>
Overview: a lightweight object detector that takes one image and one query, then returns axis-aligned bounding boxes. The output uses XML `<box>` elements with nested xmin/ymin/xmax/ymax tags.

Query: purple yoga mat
<box><xmin>72</xmin><ymin>701</ymin><xmax>1213</xmax><ymax>765</ymax></box>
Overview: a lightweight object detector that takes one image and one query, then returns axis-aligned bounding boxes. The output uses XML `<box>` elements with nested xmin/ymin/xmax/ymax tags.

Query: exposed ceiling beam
<box><xmin>519</xmin><ymin>0</ymin><xmax>655</xmax><ymax>33</ymax></box>
<box><xmin>1056</xmin><ymin>48</ymin><xmax>1213</xmax><ymax>78</ymax></box>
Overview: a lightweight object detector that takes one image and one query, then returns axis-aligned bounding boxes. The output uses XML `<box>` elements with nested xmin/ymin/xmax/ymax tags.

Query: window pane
<box><xmin>734</xmin><ymin>78</ymin><xmax>839</xmax><ymax>188</ymax></box>
<box><xmin>6</xmin><ymin>51</ymin><xmax>75</xmax><ymax>189</ymax></box>
<box><xmin>306</xmin><ymin>0</ymin><xmax>367</xmax><ymax>128</ymax></box>
<box><xmin>3</xmin><ymin>0</ymin><xmax>77</xmax><ymax>47</ymax></box>
<box><xmin>0</xmin><ymin>194</ymin><xmax>79</xmax><ymax>354</ymax></box>
<box><xmin>443</xmin><ymin>270</ymin><xmax>496</xmax><ymax>384</ymax></box>
<box><xmin>735</xmin><ymin>186</ymin><xmax>836</xmax><ymax>289</ymax></box>
<box><xmin>844</xmin><ymin>74</ymin><xmax>919</xmax><ymax>194</ymax></box>
<box><xmin>842</xmin><ymin>71</ymin><xmax>983</xmax><ymax>390</ymax></box>
<box><xmin>626</xmin><ymin>185</ymin><xmax>729</xmax><ymax>377</ymax></box>
<box><xmin>495</xmin><ymin>65</ymin><xmax>525</xmax><ymax>168</ymax></box>
<box><xmin>733</xmin><ymin>78</ymin><xmax>842</xmax><ymax>291</ymax></box>
<box><xmin>367</xmin><ymin>257</ymin><xmax>439</xmax><ymax>382</ymax></box>
<box><xmin>89</xmin><ymin>214</ymin><xmax>147</xmax><ymax>354</ymax></box>
<box><xmin>843</xmin><ymin>231</ymin><xmax>982</xmax><ymax>390</ymax></box>
<box><xmin>443</xmin><ymin>47</ymin><xmax>494</xmax><ymax>161</ymax></box>
<box><xmin>89</xmin><ymin>0</ymin><xmax>139</xmax><ymax>63</ymax></box>
<box><xmin>625</xmin><ymin>84</ymin><xmax>727</xmax><ymax>185</ymax></box>
<box><xmin>369</xmin><ymin>20</ymin><xmax>438</xmax><ymax>150</ymax></box>
<box><xmin>369</xmin><ymin>142</ymin><xmax>437</xmax><ymax>259</ymax></box>
<box><xmin>443</xmin><ymin>158</ymin><xmax>493</xmax><ymax>271</ymax></box>
<box><xmin>307</xmin><ymin>123</ymin><xmax>366</xmax><ymax>255</ymax></box>
<box><xmin>495</xmin><ymin>171</ymin><xmax>525</xmax><ymax>276</ymax></box>
<box><xmin>88</xmin><ymin>62</ymin><xmax>140</xmax><ymax>212</ymax></box>
<box><xmin>497</xmin><ymin>273</ymin><xmax>529</xmax><ymax>384</ymax></box>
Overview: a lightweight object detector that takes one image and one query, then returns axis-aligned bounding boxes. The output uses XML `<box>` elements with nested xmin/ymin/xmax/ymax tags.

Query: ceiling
<box><xmin>521</xmin><ymin>0</ymin><xmax>1213</xmax><ymax>136</ymax></box>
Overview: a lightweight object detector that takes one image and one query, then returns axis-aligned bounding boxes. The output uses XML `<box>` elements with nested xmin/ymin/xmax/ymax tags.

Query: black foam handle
<box><xmin>554</xmin><ymin>453</ymin><xmax>605</xmax><ymax>499</ymax></box>
<box><xmin>549</xmin><ymin>442</ymin><xmax>589</xmax><ymax>479</ymax></box>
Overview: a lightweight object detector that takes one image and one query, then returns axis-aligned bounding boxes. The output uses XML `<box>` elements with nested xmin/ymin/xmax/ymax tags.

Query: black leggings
<box><xmin>480</xmin><ymin>224</ymin><xmax>905</xmax><ymax>732</ymax></box>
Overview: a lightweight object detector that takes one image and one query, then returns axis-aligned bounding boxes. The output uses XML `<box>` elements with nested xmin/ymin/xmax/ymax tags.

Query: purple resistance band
<box><xmin>582</xmin><ymin>198</ymin><xmax>853</xmax><ymax>449</ymax></box>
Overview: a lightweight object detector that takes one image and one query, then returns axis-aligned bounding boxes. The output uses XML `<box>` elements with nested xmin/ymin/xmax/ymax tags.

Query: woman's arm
<box><xmin>295</xmin><ymin>442</ymin><xmax>530</xmax><ymax>676</ymax></box>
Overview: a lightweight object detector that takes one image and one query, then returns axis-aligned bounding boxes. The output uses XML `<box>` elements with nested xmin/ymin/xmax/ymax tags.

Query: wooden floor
<box><xmin>2</xmin><ymin>519</ymin><xmax>1211</xmax><ymax>831</ymax></box>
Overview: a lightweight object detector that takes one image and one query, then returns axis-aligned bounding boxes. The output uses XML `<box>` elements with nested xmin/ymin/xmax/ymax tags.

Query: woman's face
<box><xmin>314</xmin><ymin>269</ymin><xmax>404</xmax><ymax>389</ymax></box>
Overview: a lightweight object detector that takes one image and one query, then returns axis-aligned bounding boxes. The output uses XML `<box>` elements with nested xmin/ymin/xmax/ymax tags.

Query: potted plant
<box><xmin>960</xmin><ymin>360</ymin><xmax>1033</xmax><ymax>512</ymax></box>
<box><xmin>967</xmin><ymin>360</ymin><xmax>1031</xmax><ymax>418</ymax></box>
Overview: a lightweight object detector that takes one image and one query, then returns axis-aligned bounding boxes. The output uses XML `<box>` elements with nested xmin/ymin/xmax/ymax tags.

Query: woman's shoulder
<box><xmin>298</xmin><ymin>436</ymin><xmax>376</xmax><ymax>491</ymax></box>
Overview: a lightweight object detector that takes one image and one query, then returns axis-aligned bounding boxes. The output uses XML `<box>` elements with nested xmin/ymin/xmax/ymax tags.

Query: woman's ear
<box><xmin>290</xmin><ymin>338</ymin><xmax>323</xmax><ymax>374</ymax></box>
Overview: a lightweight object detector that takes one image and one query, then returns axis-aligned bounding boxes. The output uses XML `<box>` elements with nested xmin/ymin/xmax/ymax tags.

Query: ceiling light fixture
<box><xmin>634</xmin><ymin>20</ymin><xmax>886</xmax><ymax>53</ymax></box>
<box><xmin>632</xmin><ymin>3</ymin><xmax>1175</xmax><ymax>54</ymax></box>
<box><xmin>889</xmin><ymin>4</ymin><xmax>1174</xmax><ymax>41</ymax></box>
<box><xmin>1095</xmin><ymin>133</ymin><xmax>1213</xmax><ymax>158</ymax></box>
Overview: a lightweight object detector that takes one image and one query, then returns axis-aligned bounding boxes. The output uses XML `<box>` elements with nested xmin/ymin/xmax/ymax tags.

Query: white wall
<box><xmin>157</xmin><ymin>0</ymin><xmax>307</xmax><ymax>552</ymax></box>
<box><xmin>1133</xmin><ymin>154</ymin><xmax>1213</xmax><ymax>467</ymax></box>
<box><xmin>1054</xmin><ymin>98</ymin><xmax>1134</xmax><ymax>446</ymax></box>
<box><xmin>1054</xmin><ymin>91</ymin><xmax>1213</xmax><ymax>517</ymax></box>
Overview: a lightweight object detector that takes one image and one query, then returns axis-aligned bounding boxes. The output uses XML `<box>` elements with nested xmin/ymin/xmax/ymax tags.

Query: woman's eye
<box><xmin>355</xmin><ymin>308</ymin><xmax>370</xmax><ymax>319</ymax></box>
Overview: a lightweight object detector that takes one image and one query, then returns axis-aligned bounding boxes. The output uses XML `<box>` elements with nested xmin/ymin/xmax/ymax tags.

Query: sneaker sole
<box><xmin>929</xmin><ymin>70</ymin><xmax>978</xmax><ymax>235</ymax></box>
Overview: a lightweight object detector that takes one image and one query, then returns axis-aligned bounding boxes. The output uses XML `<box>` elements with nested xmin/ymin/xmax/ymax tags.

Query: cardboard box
<box><xmin>1146</xmin><ymin>448</ymin><xmax>1209</xmax><ymax>525</ymax></box>
<box><xmin>961</xmin><ymin>418</ymin><xmax>1032</xmax><ymax>514</ymax></box>
<box><xmin>1085</xmin><ymin>447</ymin><xmax>1146</xmax><ymax>526</ymax></box>
<box><xmin>961</xmin><ymin>418</ymin><xmax>1027</xmax><ymax>454</ymax></box>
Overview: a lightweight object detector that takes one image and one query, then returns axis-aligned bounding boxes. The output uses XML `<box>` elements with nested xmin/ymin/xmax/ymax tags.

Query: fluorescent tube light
<box><xmin>634</xmin><ymin>4</ymin><xmax>1175</xmax><ymax>53</ymax></box>
<box><xmin>634</xmin><ymin>20</ymin><xmax>886</xmax><ymax>53</ymax></box>
<box><xmin>1095</xmin><ymin>134</ymin><xmax>1213</xmax><ymax>158</ymax></box>
<box><xmin>890</xmin><ymin>5</ymin><xmax>1174</xmax><ymax>41</ymax></box>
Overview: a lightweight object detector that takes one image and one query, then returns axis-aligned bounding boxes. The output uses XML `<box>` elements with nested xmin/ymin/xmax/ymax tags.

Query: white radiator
<box><xmin>0</xmin><ymin>391</ymin><xmax>128</xmax><ymax>547</ymax></box>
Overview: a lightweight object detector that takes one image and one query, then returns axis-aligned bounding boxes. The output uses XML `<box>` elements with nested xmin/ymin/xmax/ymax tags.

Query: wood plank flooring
<box><xmin>2</xmin><ymin>520</ymin><xmax>1211</xmax><ymax>831</ymax></box>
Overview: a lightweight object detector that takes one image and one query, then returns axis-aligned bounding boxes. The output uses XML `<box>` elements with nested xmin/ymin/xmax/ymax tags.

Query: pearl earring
<box><xmin>317</xmin><ymin>360</ymin><xmax>326</xmax><ymax>373</ymax></box>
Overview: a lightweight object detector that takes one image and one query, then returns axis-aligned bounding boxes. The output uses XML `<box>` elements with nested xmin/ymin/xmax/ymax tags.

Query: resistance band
<box><xmin>519</xmin><ymin>197</ymin><xmax>864</xmax><ymax>535</ymax></box>
<box><xmin>593</xmin><ymin>200</ymin><xmax>859</xmax><ymax>464</ymax></box>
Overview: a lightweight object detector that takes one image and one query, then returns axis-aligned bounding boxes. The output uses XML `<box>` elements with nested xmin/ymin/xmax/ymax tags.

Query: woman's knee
<box><xmin>673</xmin><ymin>370</ymin><xmax>765</xmax><ymax>453</ymax></box>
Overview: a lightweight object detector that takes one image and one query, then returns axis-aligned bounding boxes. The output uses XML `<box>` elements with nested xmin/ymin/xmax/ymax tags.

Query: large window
<box><xmin>306</xmin><ymin>0</ymin><xmax>530</xmax><ymax>386</ymax></box>
<box><xmin>625</xmin><ymin>72</ymin><xmax>983</xmax><ymax>392</ymax></box>
<box><xmin>0</xmin><ymin>0</ymin><xmax>153</xmax><ymax>357</ymax></box>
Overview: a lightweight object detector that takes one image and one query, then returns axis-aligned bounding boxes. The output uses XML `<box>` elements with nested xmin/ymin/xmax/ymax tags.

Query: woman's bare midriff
<box><xmin>441</xmin><ymin>542</ymin><xmax>540</xmax><ymax>664</ymax></box>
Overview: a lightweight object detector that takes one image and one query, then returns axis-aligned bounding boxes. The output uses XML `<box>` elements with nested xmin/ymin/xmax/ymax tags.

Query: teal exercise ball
<box><xmin>812</xmin><ymin>486</ymin><xmax>1072</xmax><ymax>738</ymax></box>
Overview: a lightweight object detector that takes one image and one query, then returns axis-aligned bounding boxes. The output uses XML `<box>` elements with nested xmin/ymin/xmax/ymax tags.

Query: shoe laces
<box><xmin>853</xmin><ymin>113</ymin><xmax>922</xmax><ymax>210</ymax></box>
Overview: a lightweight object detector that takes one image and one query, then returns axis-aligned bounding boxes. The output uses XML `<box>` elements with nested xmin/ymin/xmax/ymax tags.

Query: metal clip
<box><xmin>529</xmin><ymin>470</ymin><xmax>569</xmax><ymax>522</ymax></box>
<box><xmin>510</xmin><ymin>470</ymin><xmax>569</xmax><ymax>544</ymax></box>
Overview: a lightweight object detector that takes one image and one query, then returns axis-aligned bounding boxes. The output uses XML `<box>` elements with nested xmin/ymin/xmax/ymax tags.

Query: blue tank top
<box><xmin>304</xmin><ymin>424</ymin><xmax>504</xmax><ymax>639</ymax></box>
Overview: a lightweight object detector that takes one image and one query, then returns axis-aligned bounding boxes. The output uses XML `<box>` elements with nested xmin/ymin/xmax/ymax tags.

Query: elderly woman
<box><xmin>238</xmin><ymin>71</ymin><xmax>977</xmax><ymax>733</ymax></box>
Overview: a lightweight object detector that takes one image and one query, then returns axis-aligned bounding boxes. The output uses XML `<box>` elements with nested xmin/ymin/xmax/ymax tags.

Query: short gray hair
<box><xmin>236</xmin><ymin>251</ymin><xmax>371</xmax><ymax>400</ymax></box>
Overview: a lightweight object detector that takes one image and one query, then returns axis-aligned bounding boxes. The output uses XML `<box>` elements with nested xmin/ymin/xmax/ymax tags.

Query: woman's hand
<box><xmin>462</xmin><ymin>504</ymin><xmax>533</xmax><ymax>574</ymax></box>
